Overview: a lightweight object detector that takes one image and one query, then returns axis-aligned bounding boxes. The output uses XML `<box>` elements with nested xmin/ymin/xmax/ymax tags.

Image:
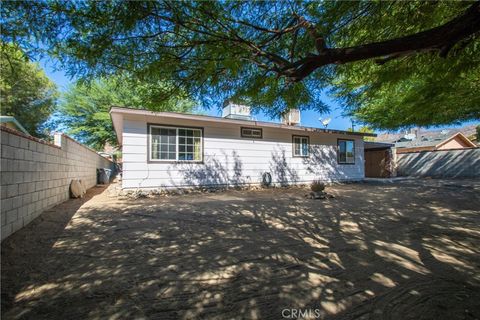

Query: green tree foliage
<box><xmin>2</xmin><ymin>1</ymin><xmax>479</xmax><ymax>128</ymax></box>
<box><xmin>347</xmin><ymin>125</ymin><xmax>375</xmax><ymax>141</ymax></box>
<box><xmin>57</xmin><ymin>77</ymin><xmax>195</xmax><ymax>150</ymax></box>
<box><xmin>332</xmin><ymin>23</ymin><xmax>480</xmax><ymax>128</ymax></box>
<box><xmin>0</xmin><ymin>44</ymin><xmax>57</xmax><ymax>136</ymax></box>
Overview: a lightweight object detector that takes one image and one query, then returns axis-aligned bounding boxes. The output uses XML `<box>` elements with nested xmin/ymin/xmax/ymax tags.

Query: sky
<box><xmin>40</xmin><ymin>58</ymin><xmax>355</xmax><ymax>131</ymax></box>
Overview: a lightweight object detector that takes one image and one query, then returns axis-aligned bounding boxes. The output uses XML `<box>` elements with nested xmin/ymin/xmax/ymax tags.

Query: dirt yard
<box><xmin>2</xmin><ymin>179</ymin><xmax>480</xmax><ymax>319</ymax></box>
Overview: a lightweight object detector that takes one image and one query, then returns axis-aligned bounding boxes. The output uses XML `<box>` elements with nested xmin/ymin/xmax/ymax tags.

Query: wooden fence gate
<box><xmin>365</xmin><ymin>149</ymin><xmax>391</xmax><ymax>178</ymax></box>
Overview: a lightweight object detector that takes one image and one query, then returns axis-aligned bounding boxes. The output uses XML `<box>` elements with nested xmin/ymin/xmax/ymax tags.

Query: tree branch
<box><xmin>299</xmin><ymin>16</ymin><xmax>327</xmax><ymax>53</ymax></box>
<box><xmin>280</xmin><ymin>2</ymin><xmax>480</xmax><ymax>81</ymax></box>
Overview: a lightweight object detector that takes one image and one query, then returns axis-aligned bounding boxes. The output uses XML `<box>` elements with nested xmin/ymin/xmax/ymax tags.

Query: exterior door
<box><xmin>365</xmin><ymin>149</ymin><xmax>391</xmax><ymax>178</ymax></box>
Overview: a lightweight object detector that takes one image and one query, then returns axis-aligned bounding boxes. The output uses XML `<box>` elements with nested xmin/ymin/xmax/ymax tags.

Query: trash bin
<box><xmin>97</xmin><ymin>168</ymin><xmax>112</xmax><ymax>184</ymax></box>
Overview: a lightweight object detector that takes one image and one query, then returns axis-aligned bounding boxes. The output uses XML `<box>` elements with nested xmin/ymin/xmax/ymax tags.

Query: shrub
<box><xmin>311</xmin><ymin>180</ymin><xmax>326</xmax><ymax>192</ymax></box>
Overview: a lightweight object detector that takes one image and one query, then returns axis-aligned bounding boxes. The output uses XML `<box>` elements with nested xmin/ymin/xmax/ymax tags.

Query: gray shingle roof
<box><xmin>393</xmin><ymin>137</ymin><xmax>446</xmax><ymax>148</ymax></box>
<box><xmin>376</xmin><ymin>125</ymin><xmax>478</xmax><ymax>145</ymax></box>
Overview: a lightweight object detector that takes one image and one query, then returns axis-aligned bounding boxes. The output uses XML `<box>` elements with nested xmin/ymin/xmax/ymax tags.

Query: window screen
<box><xmin>338</xmin><ymin>139</ymin><xmax>355</xmax><ymax>164</ymax></box>
<box><xmin>293</xmin><ymin>136</ymin><xmax>309</xmax><ymax>157</ymax></box>
<box><xmin>150</xmin><ymin>126</ymin><xmax>202</xmax><ymax>161</ymax></box>
<box><xmin>178</xmin><ymin>128</ymin><xmax>202</xmax><ymax>161</ymax></box>
<box><xmin>151</xmin><ymin>127</ymin><xmax>176</xmax><ymax>160</ymax></box>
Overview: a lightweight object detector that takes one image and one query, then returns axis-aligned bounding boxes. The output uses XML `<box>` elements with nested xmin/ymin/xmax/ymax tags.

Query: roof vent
<box><xmin>403</xmin><ymin>133</ymin><xmax>416</xmax><ymax>141</ymax></box>
<box><xmin>222</xmin><ymin>101</ymin><xmax>251</xmax><ymax>120</ymax></box>
<box><xmin>282</xmin><ymin>109</ymin><xmax>301</xmax><ymax>126</ymax></box>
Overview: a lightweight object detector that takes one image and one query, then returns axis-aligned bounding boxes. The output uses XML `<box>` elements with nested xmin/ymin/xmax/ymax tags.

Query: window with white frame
<box><xmin>293</xmin><ymin>135</ymin><xmax>309</xmax><ymax>157</ymax></box>
<box><xmin>241</xmin><ymin>127</ymin><xmax>262</xmax><ymax>139</ymax></box>
<box><xmin>337</xmin><ymin>139</ymin><xmax>355</xmax><ymax>164</ymax></box>
<box><xmin>150</xmin><ymin>125</ymin><xmax>202</xmax><ymax>161</ymax></box>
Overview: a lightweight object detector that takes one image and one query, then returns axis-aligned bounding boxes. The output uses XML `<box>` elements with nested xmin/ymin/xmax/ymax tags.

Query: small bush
<box><xmin>311</xmin><ymin>180</ymin><xmax>326</xmax><ymax>192</ymax></box>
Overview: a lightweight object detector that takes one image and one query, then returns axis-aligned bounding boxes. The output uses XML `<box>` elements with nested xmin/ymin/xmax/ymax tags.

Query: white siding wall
<box><xmin>121</xmin><ymin>116</ymin><xmax>364</xmax><ymax>189</ymax></box>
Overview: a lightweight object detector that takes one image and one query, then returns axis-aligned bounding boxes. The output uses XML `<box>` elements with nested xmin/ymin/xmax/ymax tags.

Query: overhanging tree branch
<box><xmin>277</xmin><ymin>2</ymin><xmax>480</xmax><ymax>81</ymax></box>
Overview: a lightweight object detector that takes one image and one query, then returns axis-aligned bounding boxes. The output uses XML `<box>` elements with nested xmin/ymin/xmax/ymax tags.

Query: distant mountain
<box><xmin>376</xmin><ymin>124</ymin><xmax>478</xmax><ymax>144</ymax></box>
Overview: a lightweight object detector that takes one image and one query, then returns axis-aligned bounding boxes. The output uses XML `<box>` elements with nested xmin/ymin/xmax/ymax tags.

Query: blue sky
<box><xmin>40</xmin><ymin>58</ymin><xmax>355</xmax><ymax>131</ymax></box>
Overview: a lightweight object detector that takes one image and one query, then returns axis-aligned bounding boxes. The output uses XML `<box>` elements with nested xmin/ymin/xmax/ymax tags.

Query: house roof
<box><xmin>364</xmin><ymin>141</ymin><xmax>394</xmax><ymax>150</ymax></box>
<box><xmin>389</xmin><ymin>131</ymin><xmax>476</xmax><ymax>149</ymax></box>
<box><xmin>376</xmin><ymin>125</ymin><xmax>478</xmax><ymax>144</ymax></box>
<box><xmin>394</xmin><ymin>138</ymin><xmax>442</xmax><ymax>149</ymax></box>
<box><xmin>0</xmin><ymin>116</ymin><xmax>30</xmax><ymax>135</ymax></box>
<box><xmin>435</xmin><ymin>132</ymin><xmax>477</xmax><ymax>148</ymax></box>
<box><xmin>110</xmin><ymin>106</ymin><xmax>376</xmax><ymax>145</ymax></box>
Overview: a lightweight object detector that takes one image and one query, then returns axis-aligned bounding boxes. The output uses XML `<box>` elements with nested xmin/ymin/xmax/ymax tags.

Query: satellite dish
<box><xmin>320</xmin><ymin>117</ymin><xmax>331</xmax><ymax>128</ymax></box>
<box><xmin>404</xmin><ymin>133</ymin><xmax>416</xmax><ymax>140</ymax></box>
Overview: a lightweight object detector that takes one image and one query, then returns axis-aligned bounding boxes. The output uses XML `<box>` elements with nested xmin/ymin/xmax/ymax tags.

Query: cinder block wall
<box><xmin>396</xmin><ymin>148</ymin><xmax>480</xmax><ymax>178</ymax></box>
<box><xmin>1</xmin><ymin>127</ymin><xmax>113</xmax><ymax>241</ymax></box>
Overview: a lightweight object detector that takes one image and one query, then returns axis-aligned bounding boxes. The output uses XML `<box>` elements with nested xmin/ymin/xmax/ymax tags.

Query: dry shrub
<box><xmin>311</xmin><ymin>180</ymin><xmax>326</xmax><ymax>192</ymax></box>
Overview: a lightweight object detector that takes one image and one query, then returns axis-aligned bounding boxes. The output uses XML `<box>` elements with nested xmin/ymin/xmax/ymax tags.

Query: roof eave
<box><xmin>0</xmin><ymin>116</ymin><xmax>30</xmax><ymax>135</ymax></box>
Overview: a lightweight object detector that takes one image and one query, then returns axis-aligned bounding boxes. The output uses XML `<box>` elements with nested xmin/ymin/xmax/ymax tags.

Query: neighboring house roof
<box><xmin>0</xmin><ymin>116</ymin><xmax>29</xmax><ymax>135</ymax></box>
<box><xmin>435</xmin><ymin>132</ymin><xmax>477</xmax><ymax>149</ymax></box>
<box><xmin>388</xmin><ymin>132</ymin><xmax>476</xmax><ymax>150</ymax></box>
<box><xmin>376</xmin><ymin>125</ymin><xmax>478</xmax><ymax>144</ymax></box>
<box><xmin>110</xmin><ymin>106</ymin><xmax>376</xmax><ymax>146</ymax></box>
<box><xmin>394</xmin><ymin>138</ymin><xmax>441</xmax><ymax>149</ymax></box>
<box><xmin>469</xmin><ymin>135</ymin><xmax>478</xmax><ymax>145</ymax></box>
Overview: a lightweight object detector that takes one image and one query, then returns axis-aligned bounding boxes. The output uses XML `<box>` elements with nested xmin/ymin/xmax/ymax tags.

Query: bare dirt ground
<box><xmin>2</xmin><ymin>179</ymin><xmax>480</xmax><ymax>320</ymax></box>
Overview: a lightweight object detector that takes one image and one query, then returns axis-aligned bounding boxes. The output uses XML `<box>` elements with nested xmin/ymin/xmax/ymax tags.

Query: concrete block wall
<box><xmin>396</xmin><ymin>147</ymin><xmax>480</xmax><ymax>178</ymax></box>
<box><xmin>1</xmin><ymin>126</ymin><xmax>113</xmax><ymax>241</ymax></box>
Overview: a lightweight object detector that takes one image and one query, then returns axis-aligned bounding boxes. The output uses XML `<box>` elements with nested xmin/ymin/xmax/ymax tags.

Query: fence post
<box><xmin>53</xmin><ymin>133</ymin><xmax>64</xmax><ymax>148</ymax></box>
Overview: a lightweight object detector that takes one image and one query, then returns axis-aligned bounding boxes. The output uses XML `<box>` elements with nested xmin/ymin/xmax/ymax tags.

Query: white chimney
<box><xmin>282</xmin><ymin>109</ymin><xmax>301</xmax><ymax>126</ymax></box>
<box><xmin>222</xmin><ymin>101</ymin><xmax>251</xmax><ymax>120</ymax></box>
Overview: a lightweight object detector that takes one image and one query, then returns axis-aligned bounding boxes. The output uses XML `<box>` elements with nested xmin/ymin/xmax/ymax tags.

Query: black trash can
<box><xmin>97</xmin><ymin>168</ymin><xmax>112</xmax><ymax>184</ymax></box>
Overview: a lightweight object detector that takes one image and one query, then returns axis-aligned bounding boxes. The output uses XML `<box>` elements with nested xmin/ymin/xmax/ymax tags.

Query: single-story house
<box><xmin>110</xmin><ymin>105</ymin><xmax>375</xmax><ymax>189</ymax></box>
<box><xmin>390</xmin><ymin>132</ymin><xmax>477</xmax><ymax>154</ymax></box>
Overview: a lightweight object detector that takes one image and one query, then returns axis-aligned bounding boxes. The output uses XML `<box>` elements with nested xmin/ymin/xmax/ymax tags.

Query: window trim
<box><xmin>292</xmin><ymin>135</ymin><xmax>310</xmax><ymax>158</ymax></box>
<box><xmin>337</xmin><ymin>138</ymin><xmax>355</xmax><ymax>165</ymax></box>
<box><xmin>240</xmin><ymin>127</ymin><xmax>263</xmax><ymax>139</ymax></box>
<box><xmin>147</xmin><ymin>123</ymin><xmax>204</xmax><ymax>163</ymax></box>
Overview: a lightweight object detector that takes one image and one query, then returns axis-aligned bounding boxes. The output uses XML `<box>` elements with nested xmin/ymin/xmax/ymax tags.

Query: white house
<box><xmin>110</xmin><ymin>105</ymin><xmax>374</xmax><ymax>190</ymax></box>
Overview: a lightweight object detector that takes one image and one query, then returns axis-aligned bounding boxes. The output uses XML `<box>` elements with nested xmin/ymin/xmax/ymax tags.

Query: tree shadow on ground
<box><xmin>1</xmin><ymin>180</ymin><xmax>480</xmax><ymax>319</ymax></box>
<box><xmin>1</xmin><ymin>185</ymin><xmax>108</xmax><ymax>312</ymax></box>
